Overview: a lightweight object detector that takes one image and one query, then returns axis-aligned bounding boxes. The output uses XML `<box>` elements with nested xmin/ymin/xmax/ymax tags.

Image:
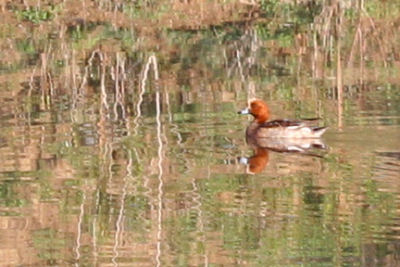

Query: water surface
<box><xmin>0</xmin><ymin>1</ymin><xmax>400</xmax><ymax>266</ymax></box>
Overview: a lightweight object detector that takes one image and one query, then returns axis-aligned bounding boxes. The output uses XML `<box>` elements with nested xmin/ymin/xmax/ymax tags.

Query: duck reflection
<box><xmin>239</xmin><ymin>136</ymin><xmax>327</xmax><ymax>174</ymax></box>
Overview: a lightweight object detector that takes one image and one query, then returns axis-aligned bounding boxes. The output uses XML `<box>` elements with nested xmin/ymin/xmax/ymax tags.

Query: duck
<box><xmin>238</xmin><ymin>99</ymin><xmax>327</xmax><ymax>139</ymax></box>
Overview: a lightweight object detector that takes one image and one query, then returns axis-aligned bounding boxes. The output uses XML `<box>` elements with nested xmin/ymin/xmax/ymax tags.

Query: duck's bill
<box><xmin>238</xmin><ymin>108</ymin><xmax>250</xmax><ymax>115</ymax></box>
<box><xmin>238</xmin><ymin>156</ymin><xmax>249</xmax><ymax>165</ymax></box>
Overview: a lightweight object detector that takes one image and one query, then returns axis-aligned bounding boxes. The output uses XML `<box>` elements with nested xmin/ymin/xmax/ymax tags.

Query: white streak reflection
<box><xmin>149</xmin><ymin>55</ymin><xmax>163</xmax><ymax>267</ymax></box>
<box><xmin>75</xmin><ymin>190</ymin><xmax>86</xmax><ymax>266</ymax></box>
<box><xmin>133</xmin><ymin>54</ymin><xmax>154</xmax><ymax>135</ymax></box>
<box><xmin>112</xmin><ymin>150</ymin><xmax>132</xmax><ymax>266</ymax></box>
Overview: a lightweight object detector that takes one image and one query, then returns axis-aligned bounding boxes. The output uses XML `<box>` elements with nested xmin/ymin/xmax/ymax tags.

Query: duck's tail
<box><xmin>312</xmin><ymin>127</ymin><xmax>328</xmax><ymax>137</ymax></box>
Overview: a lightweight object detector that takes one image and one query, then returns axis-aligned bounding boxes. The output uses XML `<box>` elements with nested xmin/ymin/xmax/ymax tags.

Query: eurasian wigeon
<box><xmin>238</xmin><ymin>99</ymin><xmax>327</xmax><ymax>139</ymax></box>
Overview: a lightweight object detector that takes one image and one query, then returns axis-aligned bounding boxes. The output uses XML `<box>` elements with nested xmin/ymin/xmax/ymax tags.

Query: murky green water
<box><xmin>1</xmin><ymin>1</ymin><xmax>400</xmax><ymax>266</ymax></box>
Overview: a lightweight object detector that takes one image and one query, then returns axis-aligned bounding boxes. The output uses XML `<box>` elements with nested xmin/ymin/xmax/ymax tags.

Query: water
<box><xmin>1</xmin><ymin>1</ymin><xmax>400</xmax><ymax>266</ymax></box>
<box><xmin>1</xmin><ymin>87</ymin><xmax>399</xmax><ymax>266</ymax></box>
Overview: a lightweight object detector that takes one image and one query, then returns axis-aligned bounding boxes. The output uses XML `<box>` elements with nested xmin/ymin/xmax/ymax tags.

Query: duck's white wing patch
<box><xmin>287</xmin><ymin>125</ymin><xmax>302</xmax><ymax>129</ymax></box>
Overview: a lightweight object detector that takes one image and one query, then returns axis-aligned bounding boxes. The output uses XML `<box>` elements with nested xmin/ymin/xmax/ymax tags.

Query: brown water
<box><xmin>1</xmin><ymin>1</ymin><xmax>400</xmax><ymax>266</ymax></box>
